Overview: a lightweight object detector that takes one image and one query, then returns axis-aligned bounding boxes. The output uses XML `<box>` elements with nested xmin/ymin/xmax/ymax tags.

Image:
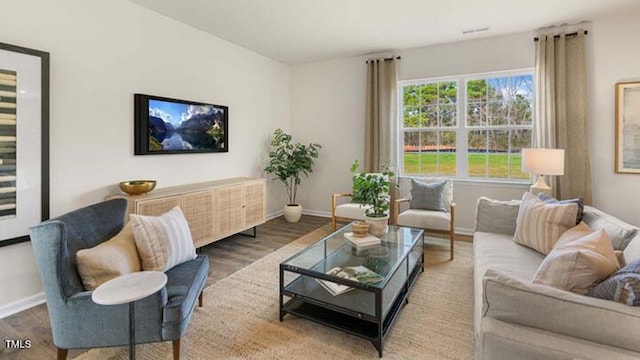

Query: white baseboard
<box><xmin>0</xmin><ymin>292</ymin><xmax>46</xmax><ymax>319</ymax></box>
<box><xmin>266</xmin><ymin>209</ymin><xmax>283</xmax><ymax>220</ymax></box>
<box><xmin>455</xmin><ymin>227</ymin><xmax>474</xmax><ymax>236</ymax></box>
<box><xmin>302</xmin><ymin>209</ymin><xmax>474</xmax><ymax>236</ymax></box>
<box><xmin>302</xmin><ymin>209</ymin><xmax>331</xmax><ymax>218</ymax></box>
<box><xmin>267</xmin><ymin>209</ymin><xmax>331</xmax><ymax>219</ymax></box>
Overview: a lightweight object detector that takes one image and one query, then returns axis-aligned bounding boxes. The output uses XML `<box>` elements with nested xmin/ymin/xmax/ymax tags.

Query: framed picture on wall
<box><xmin>0</xmin><ymin>42</ymin><xmax>50</xmax><ymax>247</ymax></box>
<box><xmin>615</xmin><ymin>82</ymin><xmax>640</xmax><ymax>174</ymax></box>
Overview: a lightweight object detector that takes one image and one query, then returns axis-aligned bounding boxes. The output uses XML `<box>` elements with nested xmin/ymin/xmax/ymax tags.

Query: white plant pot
<box><xmin>365</xmin><ymin>214</ymin><xmax>389</xmax><ymax>236</ymax></box>
<box><xmin>283</xmin><ymin>204</ymin><xmax>303</xmax><ymax>223</ymax></box>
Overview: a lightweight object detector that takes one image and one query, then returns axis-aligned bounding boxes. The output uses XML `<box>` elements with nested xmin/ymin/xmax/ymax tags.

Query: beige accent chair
<box><xmin>331</xmin><ymin>193</ymin><xmax>371</xmax><ymax>231</ymax></box>
<box><xmin>331</xmin><ymin>173</ymin><xmax>386</xmax><ymax>231</ymax></box>
<box><xmin>393</xmin><ymin>178</ymin><xmax>456</xmax><ymax>260</ymax></box>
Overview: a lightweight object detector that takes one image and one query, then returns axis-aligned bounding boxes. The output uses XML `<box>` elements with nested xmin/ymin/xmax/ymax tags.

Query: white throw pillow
<box><xmin>533</xmin><ymin>229</ymin><xmax>620</xmax><ymax>294</ymax></box>
<box><xmin>513</xmin><ymin>192</ymin><xmax>579</xmax><ymax>255</ymax></box>
<box><xmin>130</xmin><ymin>206</ymin><xmax>197</xmax><ymax>271</ymax></box>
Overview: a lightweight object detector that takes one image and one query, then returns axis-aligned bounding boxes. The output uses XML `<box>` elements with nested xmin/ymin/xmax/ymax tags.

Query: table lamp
<box><xmin>521</xmin><ymin>148</ymin><xmax>565</xmax><ymax>196</ymax></box>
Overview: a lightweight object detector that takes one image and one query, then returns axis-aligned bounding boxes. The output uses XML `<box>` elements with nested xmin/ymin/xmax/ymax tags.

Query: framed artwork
<box><xmin>0</xmin><ymin>42</ymin><xmax>49</xmax><ymax>247</ymax></box>
<box><xmin>615</xmin><ymin>82</ymin><xmax>640</xmax><ymax>174</ymax></box>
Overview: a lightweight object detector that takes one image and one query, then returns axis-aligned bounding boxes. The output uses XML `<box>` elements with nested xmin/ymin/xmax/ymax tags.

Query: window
<box><xmin>400</xmin><ymin>71</ymin><xmax>533</xmax><ymax>181</ymax></box>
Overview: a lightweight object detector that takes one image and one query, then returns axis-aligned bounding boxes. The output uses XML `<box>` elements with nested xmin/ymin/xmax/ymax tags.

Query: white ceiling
<box><xmin>130</xmin><ymin>0</ymin><xmax>640</xmax><ymax>65</ymax></box>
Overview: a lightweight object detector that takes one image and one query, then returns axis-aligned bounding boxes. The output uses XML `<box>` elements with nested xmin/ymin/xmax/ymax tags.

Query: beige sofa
<box><xmin>473</xmin><ymin>197</ymin><xmax>640</xmax><ymax>360</ymax></box>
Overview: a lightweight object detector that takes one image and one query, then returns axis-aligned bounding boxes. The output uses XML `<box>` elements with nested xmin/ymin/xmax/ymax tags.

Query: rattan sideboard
<box><xmin>111</xmin><ymin>177</ymin><xmax>266</xmax><ymax>248</ymax></box>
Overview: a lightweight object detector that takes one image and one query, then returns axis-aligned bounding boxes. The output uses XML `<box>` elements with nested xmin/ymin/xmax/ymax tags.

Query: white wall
<box><xmin>589</xmin><ymin>14</ymin><xmax>640</xmax><ymax>225</ymax></box>
<box><xmin>291</xmin><ymin>32</ymin><xmax>534</xmax><ymax>232</ymax></box>
<box><xmin>290</xmin><ymin>56</ymin><xmax>367</xmax><ymax>216</ymax></box>
<box><xmin>0</xmin><ymin>0</ymin><xmax>289</xmax><ymax>314</ymax></box>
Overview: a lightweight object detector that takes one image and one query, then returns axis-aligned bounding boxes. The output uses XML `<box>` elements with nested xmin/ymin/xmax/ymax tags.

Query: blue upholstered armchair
<box><xmin>29</xmin><ymin>198</ymin><xmax>209</xmax><ymax>360</ymax></box>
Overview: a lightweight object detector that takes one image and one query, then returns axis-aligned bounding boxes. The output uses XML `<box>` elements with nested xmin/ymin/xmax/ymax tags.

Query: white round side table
<box><xmin>92</xmin><ymin>271</ymin><xmax>167</xmax><ymax>360</ymax></box>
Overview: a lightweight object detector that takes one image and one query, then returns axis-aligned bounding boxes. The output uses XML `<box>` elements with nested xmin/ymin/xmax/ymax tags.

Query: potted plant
<box><xmin>350</xmin><ymin>160</ymin><xmax>398</xmax><ymax>236</ymax></box>
<box><xmin>265</xmin><ymin>129</ymin><xmax>321</xmax><ymax>223</ymax></box>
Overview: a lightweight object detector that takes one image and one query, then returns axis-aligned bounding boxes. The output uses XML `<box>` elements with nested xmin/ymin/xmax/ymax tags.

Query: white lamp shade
<box><xmin>521</xmin><ymin>148</ymin><xmax>565</xmax><ymax>175</ymax></box>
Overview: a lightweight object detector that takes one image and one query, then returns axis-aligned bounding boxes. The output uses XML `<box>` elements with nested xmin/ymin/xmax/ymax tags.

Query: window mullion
<box><xmin>457</xmin><ymin>79</ymin><xmax>467</xmax><ymax>178</ymax></box>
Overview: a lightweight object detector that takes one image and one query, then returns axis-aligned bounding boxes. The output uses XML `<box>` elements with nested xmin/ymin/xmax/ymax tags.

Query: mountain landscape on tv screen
<box><xmin>148</xmin><ymin>102</ymin><xmax>225</xmax><ymax>151</ymax></box>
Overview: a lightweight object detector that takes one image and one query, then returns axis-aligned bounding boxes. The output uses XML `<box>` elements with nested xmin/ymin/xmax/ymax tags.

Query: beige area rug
<box><xmin>76</xmin><ymin>225</ymin><xmax>474</xmax><ymax>360</ymax></box>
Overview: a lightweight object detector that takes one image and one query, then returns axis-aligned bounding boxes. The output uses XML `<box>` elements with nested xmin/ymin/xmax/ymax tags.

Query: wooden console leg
<box><xmin>198</xmin><ymin>291</ymin><xmax>203</xmax><ymax>307</ymax></box>
<box><xmin>172</xmin><ymin>339</ymin><xmax>181</xmax><ymax>360</ymax></box>
<box><xmin>57</xmin><ymin>348</ymin><xmax>68</xmax><ymax>360</ymax></box>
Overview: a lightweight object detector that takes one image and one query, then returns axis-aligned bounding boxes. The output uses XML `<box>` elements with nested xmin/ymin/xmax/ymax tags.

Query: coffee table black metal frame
<box><xmin>279</xmin><ymin>225</ymin><xmax>424</xmax><ymax>357</ymax></box>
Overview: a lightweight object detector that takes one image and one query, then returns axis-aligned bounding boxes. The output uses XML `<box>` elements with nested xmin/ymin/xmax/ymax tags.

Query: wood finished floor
<box><xmin>0</xmin><ymin>215</ymin><xmax>330</xmax><ymax>360</ymax></box>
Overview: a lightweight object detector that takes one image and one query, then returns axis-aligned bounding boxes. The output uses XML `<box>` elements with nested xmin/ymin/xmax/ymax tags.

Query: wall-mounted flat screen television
<box><xmin>134</xmin><ymin>94</ymin><xmax>228</xmax><ymax>155</ymax></box>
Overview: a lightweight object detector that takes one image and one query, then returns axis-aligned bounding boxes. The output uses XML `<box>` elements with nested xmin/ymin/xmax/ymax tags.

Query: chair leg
<box><xmin>172</xmin><ymin>339</ymin><xmax>181</xmax><ymax>360</ymax></box>
<box><xmin>332</xmin><ymin>216</ymin><xmax>337</xmax><ymax>231</ymax></box>
<box><xmin>198</xmin><ymin>291</ymin><xmax>203</xmax><ymax>307</ymax></box>
<box><xmin>57</xmin><ymin>348</ymin><xmax>68</xmax><ymax>360</ymax></box>
<box><xmin>450</xmin><ymin>231</ymin><xmax>455</xmax><ymax>261</ymax></box>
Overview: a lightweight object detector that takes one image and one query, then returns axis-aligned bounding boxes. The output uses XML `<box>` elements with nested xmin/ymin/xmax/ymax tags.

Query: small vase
<box><xmin>365</xmin><ymin>215</ymin><xmax>389</xmax><ymax>237</ymax></box>
<box><xmin>351</xmin><ymin>221</ymin><xmax>370</xmax><ymax>237</ymax></box>
<box><xmin>283</xmin><ymin>204</ymin><xmax>303</xmax><ymax>223</ymax></box>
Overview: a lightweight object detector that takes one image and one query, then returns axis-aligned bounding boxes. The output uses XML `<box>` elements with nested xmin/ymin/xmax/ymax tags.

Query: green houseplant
<box><xmin>350</xmin><ymin>160</ymin><xmax>397</xmax><ymax>235</ymax></box>
<box><xmin>265</xmin><ymin>128</ymin><xmax>321</xmax><ymax>223</ymax></box>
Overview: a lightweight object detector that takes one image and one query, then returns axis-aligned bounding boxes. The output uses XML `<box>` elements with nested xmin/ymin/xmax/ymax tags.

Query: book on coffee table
<box><xmin>316</xmin><ymin>266</ymin><xmax>384</xmax><ymax>296</ymax></box>
<box><xmin>344</xmin><ymin>232</ymin><xmax>381</xmax><ymax>248</ymax></box>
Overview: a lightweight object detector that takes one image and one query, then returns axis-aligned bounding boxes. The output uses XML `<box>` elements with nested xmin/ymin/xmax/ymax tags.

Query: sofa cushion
<box><xmin>483</xmin><ymin>269</ymin><xmax>640</xmax><ymax>353</ymax></box>
<box><xmin>409</xmin><ymin>178</ymin><xmax>448</xmax><ymax>212</ymax></box>
<box><xmin>513</xmin><ymin>192</ymin><xmax>578</xmax><ymax>255</ymax></box>
<box><xmin>623</xmin><ymin>235</ymin><xmax>640</xmax><ymax>265</ymax></box>
<box><xmin>582</xmin><ymin>206</ymin><xmax>639</xmax><ymax>250</ymax></box>
<box><xmin>533</xmin><ymin>229</ymin><xmax>619</xmax><ymax>294</ymax></box>
<box><xmin>537</xmin><ymin>193</ymin><xmax>584</xmax><ymax>225</ymax></box>
<box><xmin>474</xmin><ymin>197</ymin><xmax>520</xmax><ymax>235</ymax></box>
<box><xmin>473</xmin><ymin>231</ymin><xmax>545</xmax><ymax>336</ymax></box>
<box><xmin>75</xmin><ymin>223</ymin><xmax>141</xmax><ymax>290</ymax></box>
<box><xmin>589</xmin><ymin>258</ymin><xmax>640</xmax><ymax>306</ymax></box>
<box><xmin>131</xmin><ymin>207</ymin><xmax>197</xmax><ymax>272</ymax></box>
<box><xmin>162</xmin><ymin>254</ymin><xmax>209</xmax><ymax>339</ymax></box>
<box><xmin>480</xmin><ymin>317</ymin><xmax>640</xmax><ymax>360</ymax></box>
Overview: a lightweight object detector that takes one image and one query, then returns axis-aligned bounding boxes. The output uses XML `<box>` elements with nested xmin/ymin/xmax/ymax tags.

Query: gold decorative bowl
<box><xmin>119</xmin><ymin>180</ymin><xmax>156</xmax><ymax>196</ymax></box>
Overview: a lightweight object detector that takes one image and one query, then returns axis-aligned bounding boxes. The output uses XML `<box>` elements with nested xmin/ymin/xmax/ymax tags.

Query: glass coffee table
<box><xmin>279</xmin><ymin>224</ymin><xmax>424</xmax><ymax>357</ymax></box>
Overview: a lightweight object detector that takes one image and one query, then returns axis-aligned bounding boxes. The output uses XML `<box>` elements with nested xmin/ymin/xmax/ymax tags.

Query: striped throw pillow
<box><xmin>130</xmin><ymin>207</ymin><xmax>196</xmax><ymax>271</ymax></box>
<box><xmin>513</xmin><ymin>192</ymin><xmax>579</xmax><ymax>255</ymax></box>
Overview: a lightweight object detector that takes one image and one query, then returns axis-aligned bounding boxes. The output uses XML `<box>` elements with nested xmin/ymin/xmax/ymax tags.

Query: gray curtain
<box><xmin>365</xmin><ymin>57</ymin><xmax>398</xmax><ymax>172</ymax></box>
<box><xmin>534</xmin><ymin>31</ymin><xmax>592</xmax><ymax>204</ymax></box>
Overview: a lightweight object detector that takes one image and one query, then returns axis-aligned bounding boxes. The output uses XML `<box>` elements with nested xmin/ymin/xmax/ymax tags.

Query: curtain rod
<box><xmin>365</xmin><ymin>56</ymin><xmax>401</xmax><ymax>64</ymax></box>
<box><xmin>534</xmin><ymin>30</ymin><xmax>588</xmax><ymax>42</ymax></box>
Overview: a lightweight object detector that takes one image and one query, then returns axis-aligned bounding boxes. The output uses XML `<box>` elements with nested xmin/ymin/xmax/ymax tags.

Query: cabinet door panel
<box><xmin>182</xmin><ymin>190</ymin><xmax>215</xmax><ymax>247</ymax></box>
<box><xmin>244</xmin><ymin>180</ymin><xmax>265</xmax><ymax>227</ymax></box>
<box><xmin>136</xmin><ymin>196</ymin><xmax>181</xmax><ymax>216</ymax></box>
<box><xmin>216</xmin><ymin>185</ymin><xmax>243</xmax><ymax>235</ymax></box>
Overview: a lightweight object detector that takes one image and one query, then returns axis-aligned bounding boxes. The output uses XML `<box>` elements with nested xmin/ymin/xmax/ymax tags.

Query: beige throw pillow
<box><xmin>130</xmin><ymin>206</ymin><xmax>196</xmax><ymax>272</ymax></box>
<box><xmin>76</xmin><ymin>223</ymin><xmax>141</xmax><ymax>290</ymax></box>
<box><xmin>533</xmin><ymin>229</ymin><xmax>620</xmax><ymax>294</ymax></box>
<box><xmin>554</xmin><ymin>221</ymin><xmax>593</xmax><ymax>247</ymax></box>
<box><xmin>513</xmin><ymin>192</ymin><xmax>578</xmax><ymax>255</ymax></box>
